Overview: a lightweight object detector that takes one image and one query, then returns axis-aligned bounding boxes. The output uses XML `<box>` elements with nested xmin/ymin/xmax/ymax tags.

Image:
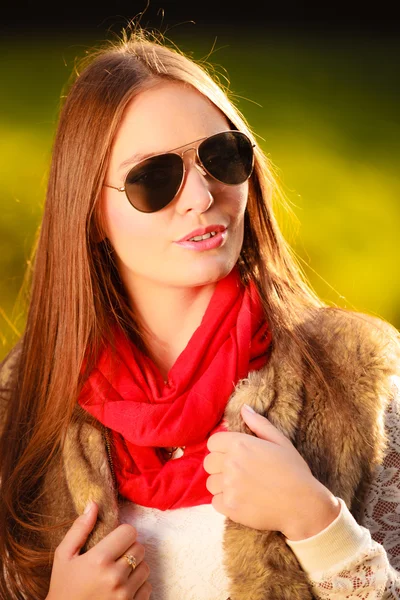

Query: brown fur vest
<box><xmin>2</xmin><ymin>307</ymin><xmax>400</xmax><ymax>599</ymax></box>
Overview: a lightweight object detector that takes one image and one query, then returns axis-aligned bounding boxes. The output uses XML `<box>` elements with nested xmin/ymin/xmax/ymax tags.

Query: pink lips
<box><xmin>174</xmin><ymin>228</ymin><xmax>227</xmax><ymax>251</ymax></box>
<box><xmin>176</xmin><ymin>224</ymin><xmax>226</xmax><ymax>243</ymax></box>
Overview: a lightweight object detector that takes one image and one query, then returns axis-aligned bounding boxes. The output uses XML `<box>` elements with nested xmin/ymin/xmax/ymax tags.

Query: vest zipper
<box><xmin>103</xmin><ymin>425</ymin><xmax>117</xmax><ymax>490</ymax></box>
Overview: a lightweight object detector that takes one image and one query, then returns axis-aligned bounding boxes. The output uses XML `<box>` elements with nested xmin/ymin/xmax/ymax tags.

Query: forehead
<box><xmin>108</xmin><ymin>81</ymin><xmax>230</xmax><ymax>172</ymax></box>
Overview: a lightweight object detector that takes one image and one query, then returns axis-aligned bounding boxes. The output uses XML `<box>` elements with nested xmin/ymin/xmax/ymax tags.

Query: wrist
<box><xmin>282</xmin><ymin>482</ymin><xmax>341</xmax><ymax>541</ymax></box>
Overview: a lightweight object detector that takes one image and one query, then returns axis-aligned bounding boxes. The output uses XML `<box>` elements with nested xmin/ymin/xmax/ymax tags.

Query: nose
<box><xmin>174</xmin><ymin>148</ymin><xmax>214</xmax><ymax>215</ymax></box>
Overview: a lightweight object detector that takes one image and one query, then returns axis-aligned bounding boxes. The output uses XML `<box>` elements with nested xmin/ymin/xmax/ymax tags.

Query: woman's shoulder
<box><xmin>302</xmin><ymin>306</ymin><xmax>399</xmax><ymax>358</ymax></box>
<box><xmin>296</xmin><ymin>307</ymin><xmax>400</xmax><ymax>391</ymax></box>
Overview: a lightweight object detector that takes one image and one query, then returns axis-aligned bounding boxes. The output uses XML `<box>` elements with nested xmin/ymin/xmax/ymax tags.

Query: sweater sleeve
<box><xmin>285</xmin><ymin>377</ymin><xmax>400</xmax><ymax>599</ymax></box>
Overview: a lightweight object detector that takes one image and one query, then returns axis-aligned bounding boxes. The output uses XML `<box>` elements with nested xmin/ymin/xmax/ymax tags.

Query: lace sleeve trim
<box><xmin>362</xmin><ymin>378</ymin><xmax>400</xmax><ymax>570</ymax></box>
<box><xmin>305</xmin><ymin>378</ymin><xmax>400</xmax><ymax>598</ymax></box>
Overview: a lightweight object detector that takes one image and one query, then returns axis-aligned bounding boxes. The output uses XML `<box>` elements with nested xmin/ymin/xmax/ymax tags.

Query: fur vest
<box><xmin>1</xmin><ymin>307</ymin><xmax>399</xmax><ymax>600</ymax></box>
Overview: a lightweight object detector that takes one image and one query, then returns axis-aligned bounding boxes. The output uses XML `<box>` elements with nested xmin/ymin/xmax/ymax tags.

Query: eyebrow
<box><xmin>117</xmin><ymin>133</ymin><xmax>217</xmax><ymax>172</ymax></box>
<box><xmin>118</xmin><ymin>151</ymin><xmax>156</xmax><ymax>172</ymax></box>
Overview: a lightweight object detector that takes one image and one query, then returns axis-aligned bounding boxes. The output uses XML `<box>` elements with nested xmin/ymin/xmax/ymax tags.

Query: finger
<box><xmin>115</xmin><ymin>541</ymin><xmax>146</xmax><ymax>580</ymax></box>
<box><xmin>132</xmin><ymin>579</ymin><xmax>153</xmax><ymax>600</ymax></box>
<box><xmin>206</xmin><ymin>472</ymin><xmax>223</xmax><ymax>496</ymax></box>
<box><xmin>90</xmin><ymin>522</ymin><xmax>138</xmax><ymax>563</ymax></box>
<box><xmin>58</xmin><ymin>500</ymin><xmax>99</xmax><ymax>559</ymax></box>
<box><xmin>207</xmin><ymin>431</ymin><xmax>240</xmax><ymax>453</ymax></box>
<box><xmin>211</xmin><ymin>492</ymin><xmax>230</xmax><ymax>517</ymax></box>
<box><xmin>203</xmin><ymin>450</ymin><xmax>225</xmax><ymax>474</ymax></box>
<box><xmin>126</xmin><ymin>560</ymin><xmax>151</xmax><ymax>597</ymax></box>
<box><xmin>241</xmin><ymin>405</ymin><xmax>293</xmax><ymax>448</ymax></box>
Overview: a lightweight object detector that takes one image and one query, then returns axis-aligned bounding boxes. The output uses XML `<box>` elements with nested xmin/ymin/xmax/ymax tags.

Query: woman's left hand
<box><xmin>203</xmin><ymin>404</ymin><xmax>340</xmax><ymax>540</ymax></box>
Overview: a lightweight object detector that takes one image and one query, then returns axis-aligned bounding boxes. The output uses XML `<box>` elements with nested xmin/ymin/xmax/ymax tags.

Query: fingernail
<box><xmin>243</xmin><ymin>404</ymin><xmax>256</xmax><ymax>414</ymax></box>
<box><xmin>84</xmin><ymin>501</ymin><xmax>93</xmax><ymax>514</ymax></box>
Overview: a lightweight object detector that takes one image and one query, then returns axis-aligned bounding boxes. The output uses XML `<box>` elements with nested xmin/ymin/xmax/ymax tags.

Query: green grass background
<box><xmin>1</xmin><ymin>26</ymin><xmax>399</xmax><ymax>361</ymax></box>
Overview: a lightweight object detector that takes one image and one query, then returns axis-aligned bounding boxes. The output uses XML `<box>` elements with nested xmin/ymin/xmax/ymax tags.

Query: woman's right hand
<box><xmin>46</xmin><ymin>501</ymin><xmax>152</xmax><ymax>599</ymax></box>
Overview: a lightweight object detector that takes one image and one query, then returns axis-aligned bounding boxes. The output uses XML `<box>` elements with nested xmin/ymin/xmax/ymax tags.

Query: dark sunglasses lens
<box><xmin>125</xmin><ymin>153</ymin><xmax>184</xmax><ymax>213</ymax></box>
<box><xmin>198</xmin><ymin>131</ymin><xmax>254</xmax><ymax>185</ymax></box>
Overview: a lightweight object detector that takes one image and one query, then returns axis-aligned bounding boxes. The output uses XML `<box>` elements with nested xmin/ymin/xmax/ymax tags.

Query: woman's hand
<box><xmin>204</xmin><ymin>404</ymin><xmax>340</xmax><ymax>541</ymax></box>
<box><xmin>46</xmin><ymin>501</ymin><xmax>152</xmax><ymax>600</ymax></box>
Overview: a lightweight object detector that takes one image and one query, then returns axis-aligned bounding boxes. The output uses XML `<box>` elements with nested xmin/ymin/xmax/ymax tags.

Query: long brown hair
<box><xmin>0</xmin><ymin>23</ymin><xmax>327</xmax><ymax>599</ymax></box>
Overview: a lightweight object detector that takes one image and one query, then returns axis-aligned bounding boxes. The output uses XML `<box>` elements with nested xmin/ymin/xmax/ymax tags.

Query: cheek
<box><xmin>220</xmin><ymin>182</ymin><xmax>248</xmax><ymax>219</ymax></box>
<box><xmin>100</xmin><ymin>194</ymin><xmax>156</xmax><ymax>250</ymax></box>
<box><xmin>228</xmin><ymin>185</ymin><xmax>248</xmax><ymax>247</ymax></box>
<box><xmin>100</xmin><ymin>200</ymin><xmax>161</xmax><ymax>280</ymax></box>
<box><xmin>237</xmin><ymin>185</ymin><xmax>249</xmax><ymax>215</ymax></box>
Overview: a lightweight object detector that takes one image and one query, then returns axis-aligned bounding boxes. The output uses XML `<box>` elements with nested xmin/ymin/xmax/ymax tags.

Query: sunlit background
<box><xmin>1</xmin><ymin>4</ymin><xmax>399</xmax><ymax>361</ymax></box>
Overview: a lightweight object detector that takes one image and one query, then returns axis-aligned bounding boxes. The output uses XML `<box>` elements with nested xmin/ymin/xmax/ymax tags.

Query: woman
<box><xmin>0</xmin><ymin>25</ymin><xmax>399</xmax><ymax>600</ymax></box>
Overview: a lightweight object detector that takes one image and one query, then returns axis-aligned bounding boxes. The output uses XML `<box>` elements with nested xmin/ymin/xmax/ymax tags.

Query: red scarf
<box><xmin>78</xmin><ymin>267</ymin><xmax>272</xmax><ymax>510</ymax></box>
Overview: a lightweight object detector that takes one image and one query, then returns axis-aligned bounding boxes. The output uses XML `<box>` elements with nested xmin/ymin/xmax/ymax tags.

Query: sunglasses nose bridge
<box><xmin>181</xmin><ymin>146</ymin><xmax>207</xmax><ymax>178</ymax></box>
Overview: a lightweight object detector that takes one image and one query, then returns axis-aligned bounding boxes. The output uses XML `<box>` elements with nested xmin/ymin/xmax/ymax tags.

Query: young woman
<box><xmin>0</xmin><ymin>25</ymin><xmax>399</xmax><ymax>600</ymax></box>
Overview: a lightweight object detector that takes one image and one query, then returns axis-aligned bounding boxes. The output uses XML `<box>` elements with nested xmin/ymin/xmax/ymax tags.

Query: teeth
<box><xmin>189</xmin><ymin>231</ymin><xmax>218</xmax><ymax>242</ymax></box>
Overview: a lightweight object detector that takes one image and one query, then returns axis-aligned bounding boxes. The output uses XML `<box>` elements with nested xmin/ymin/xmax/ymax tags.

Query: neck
<box><xmin>124</xmin><ymin>276</ymin><xmax>216</xmax><ymax>379</ymax></box>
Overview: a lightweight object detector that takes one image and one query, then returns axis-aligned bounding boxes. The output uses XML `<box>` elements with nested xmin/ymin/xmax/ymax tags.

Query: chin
<box><xmin>180</xmin><ymin>257</ymin><xmax>238</xmax><ymax>287</ymax></box>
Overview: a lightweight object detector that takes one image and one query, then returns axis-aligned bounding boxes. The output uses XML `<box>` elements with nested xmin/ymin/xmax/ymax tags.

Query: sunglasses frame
<box><xmin>103</xmin><ymin>130</ymin><xmax>256</xmax><ymax>213</ymax></box>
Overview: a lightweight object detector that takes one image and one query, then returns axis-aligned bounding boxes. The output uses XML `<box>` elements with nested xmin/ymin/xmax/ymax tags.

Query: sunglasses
<box><xmin>104</xmin><ymin>130</ymin><xmax>256</xmax><ymax>213</ymax></box>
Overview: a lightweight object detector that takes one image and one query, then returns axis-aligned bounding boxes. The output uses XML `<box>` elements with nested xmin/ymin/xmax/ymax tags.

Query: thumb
<box><xmin>241</xmin><ymin>404</ymin><xmax>291</xmax><ymax>447</ymax></box>
<box><xmin>58</xmin><ymin>500</ymin><xmax>99</xmax><ymax>559</ymax></box>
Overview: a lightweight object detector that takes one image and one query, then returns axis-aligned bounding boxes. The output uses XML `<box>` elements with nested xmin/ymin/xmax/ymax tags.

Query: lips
<box><xmin>177</xmin><ymin>224</ymin><xmax>226</xmax><ymax>243</ymax></box>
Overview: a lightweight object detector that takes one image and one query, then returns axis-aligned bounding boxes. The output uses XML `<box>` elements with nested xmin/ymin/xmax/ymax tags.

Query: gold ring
<box><xmin>123</xmin><ymin>554</ymin><xmax>137</xmax><ymax>571</ymax></box>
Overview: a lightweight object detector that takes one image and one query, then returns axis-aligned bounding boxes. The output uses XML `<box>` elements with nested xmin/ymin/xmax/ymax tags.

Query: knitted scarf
<box><xmin>78</xmin><ymin>267</ymin><xmax>272</xmax><ymax>509</ymax></box>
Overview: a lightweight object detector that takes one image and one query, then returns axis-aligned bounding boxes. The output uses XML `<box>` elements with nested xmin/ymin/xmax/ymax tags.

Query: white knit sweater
<box><xmin>119</xmin><ymin>388</ymin><xmax>400</xmax><ymax>600</ymax></box>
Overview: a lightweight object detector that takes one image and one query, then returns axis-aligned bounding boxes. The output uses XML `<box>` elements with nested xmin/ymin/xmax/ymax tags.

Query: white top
<box><xmin>119</xmin><ymin>500</ymin><xmax>230</xmax><ymax>600</ymax></box>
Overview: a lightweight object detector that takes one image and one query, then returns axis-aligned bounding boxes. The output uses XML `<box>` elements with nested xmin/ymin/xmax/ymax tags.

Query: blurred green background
<box><xmin>1</xmin><ymin>25</ymin><xmax>399</xmax><ymax>361</ymax></box>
